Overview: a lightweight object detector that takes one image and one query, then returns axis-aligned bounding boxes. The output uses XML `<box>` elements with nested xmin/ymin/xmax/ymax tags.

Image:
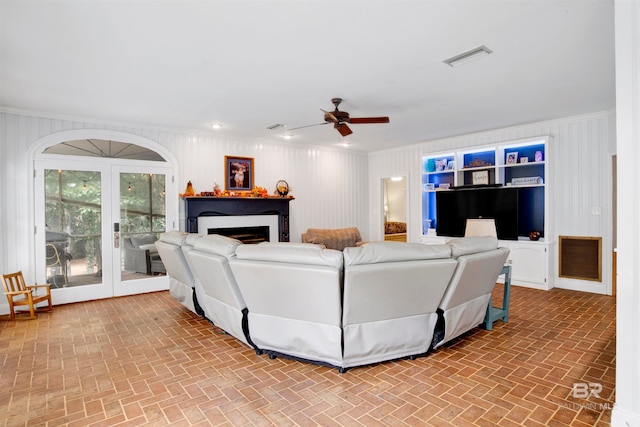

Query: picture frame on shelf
<box><xmin>472</xmin><ymin>170</ymin><xmax>489</xmax><ymax>185</ymax></box>
<box><xmin>506</xmin><ymin>152</ymin><xmax>518</xmax><ymax>164</ymax></box>
<box><xmin>225</xmin><ymin>156</ymin><xmax>254</xmax><ymax>191</ymax></box>
<box><xmin>435</xmin><ymin>159</ymin><xmax>447</xmax><ymax>172</ymax></box>
<box><xmin>447</xmin><ymin>160</ymin><xmax>454</xmax><ymax>170</ymax></box>
<box><xmin>423</xmin><ymin>183</ymin><xmax>435</xmax><ymax>192</ymax></box>
<box><xmin>520</xmin><ymin>157</ymin><xmax>529</xmax><ymax>163</ymax></box>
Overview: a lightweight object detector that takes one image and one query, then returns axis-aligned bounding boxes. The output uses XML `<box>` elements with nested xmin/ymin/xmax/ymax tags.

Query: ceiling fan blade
<box><xmin>288</xmin><ymin>122</ymin><xmax>328</xmax><ymax>131</ymax></box>
<box><xmin>335</xmin><ymin>123</ymin><xmax>353</xmax><ymax>137</ymax></box>
<box><xmin>349</xmin><ymin>116</ymin><xmax>390</xmax><ymax>124</ymax></box>
<box><xmin>321</xmin><ymin>109</ymin><xmax>338</xmax><ymax>123</ymax></box>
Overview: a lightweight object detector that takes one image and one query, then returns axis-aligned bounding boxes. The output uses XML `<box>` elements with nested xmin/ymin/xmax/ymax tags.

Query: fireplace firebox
<box><xmin>208</xmin><ymin>226</ymin><xmax>270</xmax><ymax>244</ymax></box>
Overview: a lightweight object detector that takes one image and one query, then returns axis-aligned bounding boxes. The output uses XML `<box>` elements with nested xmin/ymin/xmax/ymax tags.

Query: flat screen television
<box><xmin>435</xmin><ymin>187</ymin><xmax>519</xmax><ymax>240</ymax></box>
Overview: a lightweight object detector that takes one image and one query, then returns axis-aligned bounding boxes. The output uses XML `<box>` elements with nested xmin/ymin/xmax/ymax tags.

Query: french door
<box><xmin>34</xmin><ymin>158</ymin><xmax>176</xmax><ymax>305</ymax></box>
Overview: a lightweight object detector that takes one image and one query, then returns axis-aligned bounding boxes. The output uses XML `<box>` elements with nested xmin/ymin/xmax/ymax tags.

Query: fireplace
<box><xmin>208</xmin><ymin>225</ymin><xmax>270</xmax><ymax>244</ymax></box>
<box><xmin>182</xmin><ymin>196</ymin><xmax>294</xmax><ymax>242</ymax></box>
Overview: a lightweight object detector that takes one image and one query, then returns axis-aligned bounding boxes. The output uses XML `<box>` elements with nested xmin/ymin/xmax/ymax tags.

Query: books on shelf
<box><xmin>510</xmin><ymin>176</ymin><xmax>543</xmax><ymax>185</ymax></box>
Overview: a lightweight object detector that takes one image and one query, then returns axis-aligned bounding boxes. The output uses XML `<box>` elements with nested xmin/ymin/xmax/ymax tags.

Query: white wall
<box><xmin>611</xmin><ymin>0</ymin><xmax>640</xmax><ymax>425</ymax></box>
<box><xmin>0</xmin><ymin>112</ymin><xmax>370</xmax><ymax>283</ymax></box>
<box><xmin>368</xmin><ymin>110</ymin><xmax>615</xmax><ymax>295</ymax></box>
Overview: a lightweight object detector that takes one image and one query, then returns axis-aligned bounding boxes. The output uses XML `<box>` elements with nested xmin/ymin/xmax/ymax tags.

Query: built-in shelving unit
<box><xmin>422</xmin><ymin>137</ymin><xmax>547</xmax><ymax>238</ymax></box>
<box><xmin>421</xmin><ymin>136</ymin><xmax>554</xmax><ymax>290</ymax></box>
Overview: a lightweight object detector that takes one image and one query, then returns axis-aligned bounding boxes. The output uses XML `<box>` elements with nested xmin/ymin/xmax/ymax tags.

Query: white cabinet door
<box><xmin>500</xmin><ymin>241</ymin><xmax>553</xmax><ymax>290</ymax></box>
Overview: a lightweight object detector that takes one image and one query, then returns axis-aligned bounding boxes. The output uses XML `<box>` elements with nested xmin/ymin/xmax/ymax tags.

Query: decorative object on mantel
<box><xmin>276</xmin><ymin>180</ymin><xmax>290</xmax><ymax>197</ymax></box>
<box><xmin>529</xmin><ymin>230</ymin><xmax>541</xmax><ymax>241</ymax></box>
<box><xmin>252</xmin><ymin>186</ymin><xmax>268</xmax><ymax>197</ymax></box>
<box><xmin>182</xmin><ymin>181</ymin><xmax>195</xmax><ymax>197</ymax></box>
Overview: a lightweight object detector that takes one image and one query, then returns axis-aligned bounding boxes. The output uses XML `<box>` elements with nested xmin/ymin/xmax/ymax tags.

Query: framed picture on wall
<box><xmin>225</xmin><ymin>156</ymin><xmax>254</xmax><ymax>191</ymax></box>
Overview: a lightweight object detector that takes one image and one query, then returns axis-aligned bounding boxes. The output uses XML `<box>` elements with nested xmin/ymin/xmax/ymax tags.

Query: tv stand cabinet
<box><xmin>499</xmin><ymin>240</ymin><xmax>554</xmax><ymax>290</ymax></box>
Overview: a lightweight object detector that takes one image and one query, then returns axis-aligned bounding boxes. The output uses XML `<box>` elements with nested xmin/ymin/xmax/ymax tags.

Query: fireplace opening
<box><xmin>208</xmin><ymin>226</ymin><xmax>270</xmax><ymax>244</ymax></box>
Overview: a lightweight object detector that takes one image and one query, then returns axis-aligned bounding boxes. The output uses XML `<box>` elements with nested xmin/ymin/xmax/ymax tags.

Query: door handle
<box><xmin>114</xmin><ymin>223</ymin><xmax>120</xmax><ymax>248</ymax></box>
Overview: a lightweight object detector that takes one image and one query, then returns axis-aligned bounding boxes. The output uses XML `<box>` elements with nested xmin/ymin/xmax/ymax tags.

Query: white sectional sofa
<box><xmin>342</xmin><ymin>242</ymin><xmax>458</xmax><ymax>368</ymax></box>
<box><xmin>230</xmin><ymin>242</ymin><xmax>344</xmax><ymax>367</ymax></box>
<box><xmin>185</xmin><ymin>234</ymin><xmax>257</xmax><ymax>350</ymax></box>
<box><xmin>155</xmin><ymin>231</ymin><xmax>203</xmax><ymax>316</ymax></box>
<box><xmin>432</xmin><ymin>237</ymin><xmax>510</xmax><ymax>348</ymax></box>
<box><xmin>158</xmin><ymin>233</ymin><xmax>509</xmax><ymax>372</ymax></box>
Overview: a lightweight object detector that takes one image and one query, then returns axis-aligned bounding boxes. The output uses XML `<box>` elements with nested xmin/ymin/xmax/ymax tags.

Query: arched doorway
<box><xmin>31</xmin><ymin>130</ymin><xmax>179</xmax><ymax>305</ymax></box>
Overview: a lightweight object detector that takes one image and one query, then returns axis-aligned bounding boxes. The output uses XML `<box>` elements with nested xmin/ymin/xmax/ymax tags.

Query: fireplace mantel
<box><xmin>182</xmin><ymin>197</ymin><xmax>294</xmax><ymax>242</ymax></box>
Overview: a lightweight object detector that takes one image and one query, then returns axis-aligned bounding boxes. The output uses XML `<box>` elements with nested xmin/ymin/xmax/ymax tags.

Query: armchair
<box><xmin>123</xmin><ymin>234</ymin><xmax>164</xmax><ymax>275</ymax></box>
<box><xmin>301</xmin><ymin>227</ymin><xmax>365</xmax><ymax>250</ymax></box>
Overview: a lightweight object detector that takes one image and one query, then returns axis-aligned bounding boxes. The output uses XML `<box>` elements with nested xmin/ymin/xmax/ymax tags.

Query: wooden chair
<box><xmin>2</xmin><ymin>271</ymin><xmax>53</xmax><ymax>319</ymax></box>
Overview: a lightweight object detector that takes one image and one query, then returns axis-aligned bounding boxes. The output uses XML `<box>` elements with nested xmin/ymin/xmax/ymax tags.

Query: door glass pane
<box><xmin>120</xmin><ymin>173</ymin><xmax>166</xmax><ymax>280</ymax></box>
<box><xmin>45</xmin><ymin>169</ymin><xmax>102</xmax><ymax>287</ymax></box>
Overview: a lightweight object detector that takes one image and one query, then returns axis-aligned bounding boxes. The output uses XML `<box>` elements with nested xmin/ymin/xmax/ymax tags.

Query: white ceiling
<box><xmin>0</xmin><ymin>1</ymin><xmax>615</xmax><ymax>152</ymax></box>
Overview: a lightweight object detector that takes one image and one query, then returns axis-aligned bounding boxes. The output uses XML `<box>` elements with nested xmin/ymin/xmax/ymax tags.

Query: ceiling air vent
<box><xmin>266</xmin><ymin>123</ymin><xmax>285</xmax><ymax>130</ymax></box>
<box><xmin>443</xmin><ymin>45</ymin><xmax>493</xmax><ymax>67</ymax></box>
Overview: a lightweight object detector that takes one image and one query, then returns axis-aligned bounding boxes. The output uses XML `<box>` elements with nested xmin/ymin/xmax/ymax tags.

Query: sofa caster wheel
<box><xmin>338</xmin><ymin>367</ymin><xmax>347</xmax><ymax>374</ymax></box>
<box><xmin>255</xmin><ymin>349</ymin><xmax>263</xmax><ymax>355</ymax></box>
<box><xmin>269</xmin><ymin>354</ymin><xmax>277</xmax><ymax>360</ymax></box>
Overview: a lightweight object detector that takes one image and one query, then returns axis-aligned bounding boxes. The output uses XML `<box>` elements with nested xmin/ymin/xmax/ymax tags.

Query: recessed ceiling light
<box><xmin>212</xmin><ymin>123</ymin><xmax>223</xmax><ymax>129</ymax></box>
<box><xmin>338</xmin><ymin>141</ymin><xmax>350</xmax><ymax>148</ymax></box>
<box><xmin>443</xmin><ymin>45</ymin><xmax>493</xmax><ymax>67</ymax></box>
<box><xmin>283</xmin><ymin>134</ymin><xmax>293</xmax><ymax>140</ymax></box>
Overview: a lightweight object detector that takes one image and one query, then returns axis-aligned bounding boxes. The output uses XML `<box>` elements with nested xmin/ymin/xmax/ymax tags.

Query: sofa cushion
<box><xmin>193</xmin><ymin>234</ymin><xmax>243</xmax><ymax>259</ymax></box>
<box><xmin>130</xmin><ymin>234</ymin><xmax>157</xmax><ymax>248</ymax></box>
<box><xmin>235</xmin><ymin>242</ymin><xmax>343</xmax><ymax>268</ymax></box>
<box><xmin>344</xmin><ymin>241</ymin><xmax>451</xmax><ymax>266</ymax></box>
<box><xmin>447</xmin><ymin>236</ymin><xmax>499</xmax><ymax>258</ymax></box>
<box><xmin>304</xmin><ymin>227</ymin><xmax>362</xmax><ymax>251</ymax></box>
<box><xmin>184</xmin><ymin>233</ymin><xmax>203</xmax><ymax>246</ymax></box>
<box><xmin>159</xmin><ymin>230</ymin><xmax>188</xmax><ymax>246</ymax></box>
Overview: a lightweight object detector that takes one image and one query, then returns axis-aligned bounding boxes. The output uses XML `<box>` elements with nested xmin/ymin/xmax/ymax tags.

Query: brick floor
<box><xmin>0</xmin><ymin>285</ymin><xmax>615</xmax><ymax>426</ymax></box>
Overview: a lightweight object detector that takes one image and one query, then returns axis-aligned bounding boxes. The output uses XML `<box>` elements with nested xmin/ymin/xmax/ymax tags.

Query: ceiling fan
<box><xmin>289</xmin><ymin>98</ymin><xmax>390</xmax><ymax>137</ymax></box>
